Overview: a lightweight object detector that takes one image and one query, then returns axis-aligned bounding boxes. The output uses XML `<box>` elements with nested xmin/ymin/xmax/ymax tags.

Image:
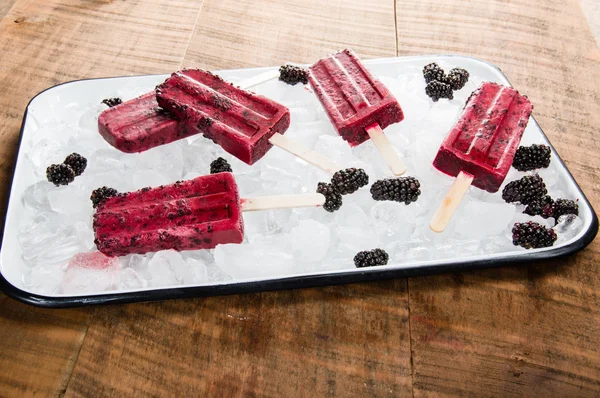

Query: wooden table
<box><xmin>0</xmin><ymin>0</ymin><xmax>599</xmax><ymax>396</ymax></box>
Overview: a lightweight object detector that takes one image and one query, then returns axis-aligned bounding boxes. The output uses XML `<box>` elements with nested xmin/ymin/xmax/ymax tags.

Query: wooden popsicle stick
<box><xmin>430</xmin><ymin>171</ymin><xmax>474</xmax><ymax>233</ymax></box>
<box><xmin>240</xmin><ymin>193</ymin><xmax>326</xmax><ymax>212</ymax></box>
<box><xmin>237</xmin><ymin>69</ymin><xmax>280</xmax><ymax>90</ymax></box>
<box><xmin>365</xmin><ymin>123</ymin><xmax>406</xmax><ymax>176</ymax></box>
<box><xmin>268</xmin><ymin>133</ymin><xmax>344</xmax><ymax>174</ymax></box>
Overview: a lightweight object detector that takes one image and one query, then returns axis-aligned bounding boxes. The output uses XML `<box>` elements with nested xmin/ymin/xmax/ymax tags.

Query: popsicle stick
<box><xmin>240</xmin><ymin>193</ymin><xmax>325</xmax><ymax>212</ymax></box>
<box><xmin>237</xmin><ymin>69</ymin><xmax>280</xmax><ymax>90</ymax></box>
<box><xmin>430</xmin><ymin>171</ymin><xmax>474</xmax><ymax>233</ymax></box>
<box><xmin>365</xmin><ymin>123</ymin><xmax>406</xmax><ymax>176</ymax></box>
<box><xmin>268</xmin><ymin>133</ymin><xmax>344</xmax><ymax>174</ymax></box>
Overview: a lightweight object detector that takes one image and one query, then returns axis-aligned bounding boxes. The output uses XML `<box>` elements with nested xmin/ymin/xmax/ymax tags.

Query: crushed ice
<box><xmin>16</xmin><ymin>66</ymin><xmax>585</xmax><ymax>295</ymax></box>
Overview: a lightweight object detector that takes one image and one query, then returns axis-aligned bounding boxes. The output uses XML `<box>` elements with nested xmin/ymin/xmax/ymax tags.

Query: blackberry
<box><xmin>502</xmin><ymin>174</ymin><xmax>547</xmax><ymax>205</ymax></box>
<box><xmin>46</xmin><ymin>164</ymin><xmax>75</xmax><ymax>186</ymax></box>
<box><xmin>316</xmin><ymin>182</ymin><xmax>343</xmax><ymax>212</ymax></box>
<box><xmin>331</xmin><ymin>168</ymin><xmax>369</xmax><ymax>195</ymax></box>
<box><xmin>512</xmin><ymin>144</ymin><xmax>551</xmax><ymax>171</ymax></box>
<box><xmin>101</xmin><ymin>97</ymin><xmax>122</xmax><ymax>107</ymax></box>
<box><xmin>354</xmin><ymin>248</ymin><xmax>389</xmax><ymax>268</ymax></box>
<box><xmin>63</xmin><ymin>153</ymin><xmax>87</xmax><ymax>176</ymax></box>
<box><xmin>553</xmin><ymin>199</ymin><xmax>579</xmax><ymax>218</ymax></box>
<box><xmin>446</xmin><ymin>67</ymin><xmax>469</xmax><ymax>90</ymax></box>
<box><xmin>370</xmin><ymin>177</ymin><xmax>421</xmax><ymax>204</ymax></box>
<box><xmin>511</xmin><ymin>221</ymin><xmax>557</xmax><ymax>249</ymax></box>
<box><xmin>91</xmin><ymin>186</ymin><xmax>119</xmax><ymax>208</ymax></box>
<box><xmin>523</xmin><ymin>195</ymin><xmax>554</xmax><ymax>219</ymax></box>
<box><xmin>423</xmin><ymin>62</ymin><xmax>445</xmax><ymax>83</ymax></box>
<box><xmin>210</xmin><ymin>157</ymin><xmax>232</xmax><ymax>174</ymax></box>
<box><xmin>425</xmin><ymin>80</ymin><xmax>453</xmax><ymax>102</ymax></box>
<box><xmin>279</xmin><ymin>64</ymin><xmax>308</xmax><ymax>86</ymax></box>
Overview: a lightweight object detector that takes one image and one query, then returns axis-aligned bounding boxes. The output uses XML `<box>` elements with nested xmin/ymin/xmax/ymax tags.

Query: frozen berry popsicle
<box><xmin>98</xmin><ymin>93</ymin><xmax>190</xmax><ymax>153</ymax></box>
<box><xmin>430</xmin><ymin>82</ymin><xmax>533</xmax><ymax>232</ymax></box>
<box><xmin>93</xmin><ymin>173</ymin><xmax>325</xmax><ymax>256</ymax></box>
<box><xmin>155</xmin><ymin>69</ymin><xmax>290</xmax><ymax>165</ymax></box>
<box><xmin>308</xmin><ymin>49</ymin><xmax>406</xmax><ymax>175</ymax></box>
<box><xmin>156</xmin><ymin>69</ymin><xmax>344</xmax><ymax>172</ymax></box>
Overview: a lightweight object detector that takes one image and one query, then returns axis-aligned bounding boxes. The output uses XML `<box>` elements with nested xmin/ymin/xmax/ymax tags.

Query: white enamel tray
<box><xmin>1</xmin><ymin>55</ymin><xmax>597</xmax><ymax>307</ymax></box>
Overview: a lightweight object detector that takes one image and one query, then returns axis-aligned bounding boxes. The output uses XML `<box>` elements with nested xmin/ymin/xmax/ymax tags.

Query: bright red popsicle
<box><xmin>98</xmin><ymin>92</ymin><xmax>190</xmax><ymax>153</ymax></box>
<box><xmin>93</xmin><ymin>173</ymin><xmax>325</xmax><ymax>257</ymax></box>
<box><xmin>155</xmin><ymin>69</ymin><xmax>290</xmax><ymax>165</ymax></box>
<box><xmin>430</xmin><ymin>82</ymin><xmax>533</xmax><ymax>232</ymax></box>
<box><xmin>308</xmin><ymin>49</ymin><xmax>406</xmax><ymax>175</ymax></box>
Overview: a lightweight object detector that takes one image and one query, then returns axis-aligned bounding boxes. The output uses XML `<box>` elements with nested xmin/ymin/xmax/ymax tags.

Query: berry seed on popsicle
<box><xmin>429</xmin><ymin>82</ymin><xmax>533</xmax><ymax>232</ymax></box>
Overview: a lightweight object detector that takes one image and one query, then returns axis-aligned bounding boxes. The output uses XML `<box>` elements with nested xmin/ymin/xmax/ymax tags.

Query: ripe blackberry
<box><xmin>423</xmin><ymin>62</ymin><xmax>445</xmax><ymax>83</ymax></box>
<box><xmin>101</xmin><ymin>97</ymin><xmax>122</xmax><ymax>107</ymax></box>
<box><xmin>553</xmin><ymin>199</ymin><xmax>579</xmax><ymax>218</ymax></box>
<box><xmin>63</xmin><ymin>153</ymin><xmax>87</xmax><ymax>176</ymax></box>
<box><xmin>316</xmin><ymin>182</ymin><xmax>343</xmax><ymax>212</ymax></box>
<box><xmin>446</xmin><ymin>67</ymin><xmax>469</xmax><ymax>90</ymax></box>
<box><xmin>370</xmin><ymin>177</ymin><xmax>421</xmax><ymax>205</ymax></box>
<box><xmin>331</xmin><ymin>168</ymin><xmax>369</xmax><ymax>195</ymax></box>
<box><xmin>279</xmin><ymin>64</ymin><xmax>308</xmax><ymax>86</ymax></box>
<box><xmin>425</xmin><ymin>80</ymin><xmax>453</xmax><ymax>102</ymax></box>
<box><xmin>502</xmin><ymin>174</ymin><xmax>547</xmax><ymax>205</ymax></box>
<box><xmin>511</xmin><ymin>221</ymin><xmax>557</xmax><ymax>249</ymax></box>
<box><xmin>523</xmin><ymin>195</ymin><xmax>554</xmax><ymax>218</ymax></box>
<box><xmin>46</xmin><ymin>164</ymin><xmax>75</xmax><ymax>186</ymax></box>
<box><xmin>210</xmin><ymin>157</ymin><xmax>232</xmax><ymax>174</ymax></box>
<box><xmin>354</xmin><ymin>248</ymin><xmax>389</xmax><ymax>268</ymax></box>
<box><xmin>91</xmin><ymin>186</ymin><xmax>119</xmax><ymax>208</ymax></box>
<box><xmin>512</xmin><ymin>144</ymin><xmax>551</xmax><ymax>171</ymax></box>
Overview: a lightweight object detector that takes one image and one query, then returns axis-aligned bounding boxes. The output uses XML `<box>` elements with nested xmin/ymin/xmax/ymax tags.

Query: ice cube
<box><xmin>119</xmin><ymin>268</ymin><xmax>148</xmax><ymax>289</ymax></box>
<box><xmin>79</xmin><ymin>103</ymin><xmax>106</xmax><ymax>133</ymax></box>
<box><xmin>48</xmin><ymin>187</ymin><xmax>93</xmax><ymax>220</ymax></box>
<box><xmin>554</xmin><ymin>214</ymin><xmax>583</xmax><ymax>244</ymax></box>
<box><xmin>314</xmin><ymin>135</ymin><xmax>354</xmax><ymax>164</ymax></box>
<box><xmin>185</xmin><ymin>257</ymin><xmax>209</xmax><ymax>283</ymax></box>
<box><xmin>132</xmin><ymin>170</ymin><xmax>170</xmax><ymax>190</ymax></box>
<box><xmin>334</xmin><ymin>203</ymin><xmax>370</xmax><ymax>229</ymax></box>
<box><xmin>454</xmin><ymin>201</ymin><xmax>516</xmax><ymax>238</ymax></box>
<box><xmin>335</xmin><ymin>226</ymin><xmax>379</xmax><ymax>252</ymax></box>
<box><xmin>370</xmin><ymin>201</ymin><xmax>419</xmax><ymax>244</ymax></box>
<box><xmin>214</xmin><ymin>237</ymin><xmax>296</xmax><ymax>280</ymax></box>
<box><xmin>18</xmin><ymin>213</ymin><xmax>86</xmax><ymax>267</ymax></box>
<box><xmin>22</xmin><ymin>263</ymin><xmax>64</xmax><ymax>294</ymax></box>
<box><xmin>147</xmin><ymin>250</ymin><xmax>193</xmax><ymax>287</ymax></box>
<box><xmin>290</xmin><ymin>220</ymin><xmax>331</xmax><ymax>262</ymax></box>
<box><xmin>390</xmin><ymin>239</ymin><xmax>431</xmax><ymax>263</ymax></box>
<box><xmin>123</xmin><ymin>253</ymin><xmax>152</xmax><ymax>280</ymax></box>
<box><xmin>62</xmin><ymin>252</ymin><xmax>120</xmax><ymax>294</ymax></box>
<box><xmin>135</xmin><ymin>141</ymin><xmax>184</xmax><ymax>182</ymax></box>
<box><xmin>22</xmin><ymin>181</ymin><xmax>55</xmax><ymax>211</ymax></box>
<box><xmin>27</xmin><ymin>138</ymin><xmax>66</xmax><ymax>174</ymax></box>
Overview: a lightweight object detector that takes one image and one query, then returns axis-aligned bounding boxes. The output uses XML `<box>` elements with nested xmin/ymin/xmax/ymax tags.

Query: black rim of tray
<box><xmin>0</xmin><ymin>56</ymin><xmax>597</xmax><ymax>308</ymax></box>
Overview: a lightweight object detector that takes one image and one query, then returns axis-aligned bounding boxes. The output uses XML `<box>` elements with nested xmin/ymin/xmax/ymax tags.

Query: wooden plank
<box><xmin>0</xmin><ymin>0</ymin><xmax>17</xmax><ymax>20</ymax></box>
<box><xmin>182</xmin><ymin>0</ymin><xmax>397</xmax><ymax>69</ymax></box>
<box><xmin>65</xmin><ymin>1</ymin><xmax>412</xmax><ymax>396</ymax></box>
<box><xmin>66</xmin><ymin>282</ymin><xmax>412</xmax><ymax>397</ymax></box>
<box><xmin>0</xmin><ymin>0</ymin><xmax>205</xmax><ymax>396</ymax></box>
<box><xmin>396</xmin><ymin>0</ymin><xmax>600</xmax><ymax>395</ymax></box>
<box><xmin>0</xmin><ymin>295</ymin><xmax>89</xmax><ymax>397</ymax></box>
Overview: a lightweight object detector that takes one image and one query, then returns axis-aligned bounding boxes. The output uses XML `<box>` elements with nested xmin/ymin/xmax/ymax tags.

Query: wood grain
<box><xmin>66</xmin><ymin>282</ymin><xmax>412</xmax><ymax>397</ymax></box>
<box><xmin>0</xmin><ymin>295</ymin><xmax>89</xmax><ymax>397</ymax></box>
<box><xmin>64</xmin><ymin>2</ymin><xmax>413</xmax><ymax>396</ymax></box>
<box><xmin>183</xmin><ymin>0</ymin><xmax>398</xmax><ymax>69</ymax></box>
<box><xmin>396</xmin><ymin>0</ymin><xmax>600</xmax><ymax>395</ymax></box>
<box><xmin>0</xmin><ymin>0</ymin><xmax>204</xmax><ymax>396</ymax></box>
<box><xmin>0</xmin><ymin>0</ymin><xmax>598</xmax><ymax>396</ymax></box>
